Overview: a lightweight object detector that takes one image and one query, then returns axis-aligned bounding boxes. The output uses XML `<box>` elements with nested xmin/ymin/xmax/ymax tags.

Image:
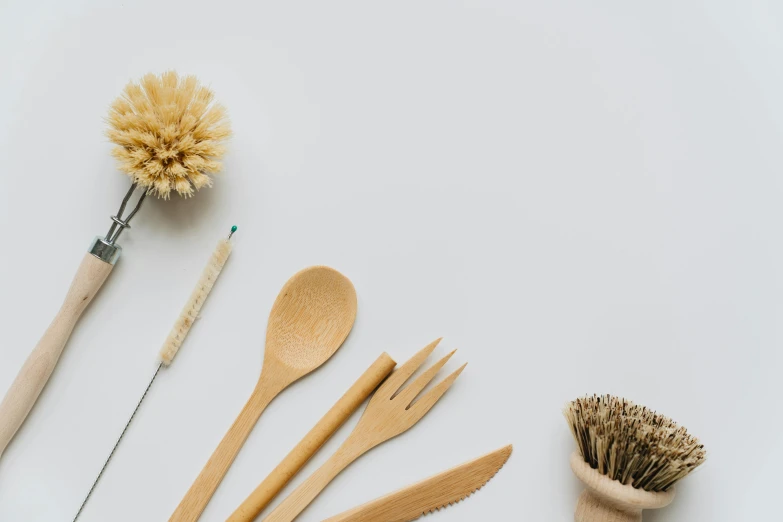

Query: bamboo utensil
<box><xmin>0</xmin><ymin>72</ymin><xmax>230</xmax><ymax>459</ymax></box>
<box><xmin>169</xmin><ymin>266</ymin><xmax>357</xmax><ymax>522</ymax></box>
<box><xmin>72</xmin><ymin>228</ymin><xmax>237</xmax><ymax>521</ymax></box>
<box><xmin>228</xmin><ymin>353</ymin><xmax>397</xmax><ymax>522</ymax></box>
<box><xmin>323</xmin><ymin>445</ymin><xmax>512</xmax><ymax>522</ymax></box>
<box><xmin>263</xmin><ymin>339</ymin><xmax>465</xmax><ymax>522</ymax></box>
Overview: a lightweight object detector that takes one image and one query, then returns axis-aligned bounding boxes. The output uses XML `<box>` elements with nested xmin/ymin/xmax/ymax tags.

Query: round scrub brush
<box><xmin>0</xmin><ymin>72</ymin><xmax>231</xmax><ymax>459</ymax></box>
<box><xmin>564</xmin><ymin>394</ymin><xmax>706</xmax><ymax>522</ymax></box>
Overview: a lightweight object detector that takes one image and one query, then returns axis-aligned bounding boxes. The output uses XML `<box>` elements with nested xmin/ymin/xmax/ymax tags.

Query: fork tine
<box><xmin>407</xmin><ymin>363</ymin><xmax>467</xmax><ymax>417</ymax></box>
<box><xmin>377</xmin><ymin>338</ymin><xmax>442</xmax><ymax>398</ymax></box>
<box><xmin>396</xmin><ymin>350</ymin><xmax>456</xmax><ymax>407</ymax></box>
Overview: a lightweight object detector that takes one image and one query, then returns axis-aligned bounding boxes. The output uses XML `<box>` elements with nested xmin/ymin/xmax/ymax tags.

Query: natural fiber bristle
<box><xmin>107</xmin><ymin>71</ymin><xmax>231</xmax><ymax>199</ymax></box>
<box><xmin>564</xmin><ymin>394</ymin><xmax>706</xmax><ymax>492</ymax></box>
<box><xmin>159</xmin><ymin>237</ymin><xmax>232</xmax><ymax>365</ymax></box>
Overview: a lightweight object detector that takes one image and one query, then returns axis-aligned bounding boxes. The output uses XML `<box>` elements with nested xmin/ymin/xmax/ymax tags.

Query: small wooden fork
<box><xmin>262</xmin><ymin>338</ymin><xmax>466</xmax><ymax>522</ymax></box>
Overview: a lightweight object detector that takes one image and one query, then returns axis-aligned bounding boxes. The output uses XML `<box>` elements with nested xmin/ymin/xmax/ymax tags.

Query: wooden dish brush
<box><xmin>0</xmin><ymin>71</ymin><xmax>231</xmax><ymax>458</ymax></box>
<box><xmin>564</xmin><ymin>394</ymin><xmax>706</xmax><ymax>522</ymax></box>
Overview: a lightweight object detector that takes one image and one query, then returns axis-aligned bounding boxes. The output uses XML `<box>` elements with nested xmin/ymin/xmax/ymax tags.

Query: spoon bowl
<box><xmin>264</xmin><ymin>266</ymin><xmax>357</xmax><ymax>374</ymax></box>
<box><xmin>170</xmin><ymin>266</ymin><xmax>357</xmax><ymax>522</ymax></box>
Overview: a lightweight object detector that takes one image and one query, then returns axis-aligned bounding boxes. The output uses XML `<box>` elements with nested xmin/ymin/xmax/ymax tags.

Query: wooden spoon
<box><xmin>169</xmin><ymin>266</ymin><xmax>357</xmax><ymax>522</ymax></box>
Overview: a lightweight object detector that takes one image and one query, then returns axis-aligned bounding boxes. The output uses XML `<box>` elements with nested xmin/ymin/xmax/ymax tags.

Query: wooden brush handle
<box><xmin>0</xmin><ymin>253</ymin><xmax>113</xmax><ymax>458</ymax></box>
<box><xmin>170</xmin><ymin>376</ymin><xmax>285</xmax><ymax>522</ymax></box>
<box><xmin>227</xmin><ymin>354</ymin><xmax>396</xmax><ymax>522</ymax></box>
<box><xmin>570</xmin><ymin>453</ymin><xmax>675</xmax><ymax>522</ymax></box>
<box><xmin>263</xmin><ymin>439</ymin><xmax>367</xmax><ymax>522</ymax></box>
<box><xmin>575</xmin><ymin>489</ymin><xmax>643</xmax><ymax>522</ymax></box>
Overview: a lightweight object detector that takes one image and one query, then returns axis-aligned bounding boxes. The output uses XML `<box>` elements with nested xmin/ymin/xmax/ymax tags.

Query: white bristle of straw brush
<box><xmin>159</xmin><ymin>237</ymin><xmax>233</xmax><ymax>365</ymax></box>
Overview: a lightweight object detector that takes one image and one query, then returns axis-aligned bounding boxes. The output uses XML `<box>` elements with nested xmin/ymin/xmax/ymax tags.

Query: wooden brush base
<box><xmin>570</xmin><ymin>452</ymin><xmax>675</xmax><ymax>522</ymax></box>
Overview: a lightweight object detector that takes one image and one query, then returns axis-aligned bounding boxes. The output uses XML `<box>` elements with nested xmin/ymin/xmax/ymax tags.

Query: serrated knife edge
<box><xmin>321</xmin><ymin>444</ymin><xmax>512</xmax><ymax>522</ymax></box>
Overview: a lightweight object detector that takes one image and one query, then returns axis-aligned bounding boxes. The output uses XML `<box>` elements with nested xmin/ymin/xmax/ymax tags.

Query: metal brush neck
<box><xmin>88</xmin><ymin>183</ymin><xmax>148</xmax><ymax>265</ymax></box>
<box><xmin>105</xmin><ymin>183</ymin><xmax>147</xmax><ymax>244</ymax></box>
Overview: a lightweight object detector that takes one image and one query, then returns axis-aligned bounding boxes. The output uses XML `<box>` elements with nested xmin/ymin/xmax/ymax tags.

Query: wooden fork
<box><xmin>262</xmin><ymin>338</ymin><xmax>466</xmax><ymax>522</ymax></box>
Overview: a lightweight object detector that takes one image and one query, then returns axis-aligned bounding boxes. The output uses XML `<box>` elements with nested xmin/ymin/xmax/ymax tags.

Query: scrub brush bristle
<box><xmin>564</xmin><ymin>394</ymin><xmax>706</xmax><ymax>493</ymax></box>
<box><xmin>564</xmin><ymin>395</ymin><xmax>706</xmax><ymax>522</ymax></box>
<box><xmin>159</xmin><ymin>234</ymin><xmax>233</xmax><ymax>365</ymax></box>
<box><xmin>107</xmin><ymin>71</ymin><xmax>231</xmax><ymax>199</ymax></box>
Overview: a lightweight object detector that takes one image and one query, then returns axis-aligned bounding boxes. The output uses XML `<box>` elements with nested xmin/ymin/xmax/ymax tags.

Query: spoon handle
<box><xmin>170</xmin><ymin>376</ymin><xmax>285</xmax><ymax>522</ymax></box>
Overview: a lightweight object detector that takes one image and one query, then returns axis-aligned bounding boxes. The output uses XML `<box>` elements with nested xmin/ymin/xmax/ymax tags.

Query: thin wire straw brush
<box><xmin>72</xmin><ymin>226</ymin><xmax>237</xmax><ymax>521</ymax></box>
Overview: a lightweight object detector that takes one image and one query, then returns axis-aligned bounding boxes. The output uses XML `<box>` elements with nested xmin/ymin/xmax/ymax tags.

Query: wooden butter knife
<box><xmin>321</xmin><ymin>444</ymin><xmax>512</xmax><ymax>522</ymax></box>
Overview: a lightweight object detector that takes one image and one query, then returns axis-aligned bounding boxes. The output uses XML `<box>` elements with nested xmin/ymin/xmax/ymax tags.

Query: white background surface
<box><xmin>0</xmin><ymin>1</ymin><xmax>781</xmax><ymax>520</ymax></box>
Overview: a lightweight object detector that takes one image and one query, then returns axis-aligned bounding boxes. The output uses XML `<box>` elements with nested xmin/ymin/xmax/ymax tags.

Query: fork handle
<box><xmin>228</xmin><ymin>354</ymin><xmax>396</xmax><ymax>522</ymax></box>
<box><xmin>262</xmin><ymin>440</ymin><xmax>367</xmax><ymax>522</ymax></box>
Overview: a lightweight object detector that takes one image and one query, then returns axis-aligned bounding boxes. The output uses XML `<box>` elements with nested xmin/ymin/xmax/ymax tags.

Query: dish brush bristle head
<box><xmin>564</xmin><ymin>394</ymin><xmax>706</xmax><ymax>492</ymax></box>
<box><xmin>107</xmin><ymin>71</ymin><xmax>231</xmax><ymax>199</ymax></box>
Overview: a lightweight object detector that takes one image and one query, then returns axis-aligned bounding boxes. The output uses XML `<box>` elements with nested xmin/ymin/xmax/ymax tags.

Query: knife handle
<box><xmin>320</xmin><ymin>506</ymin><xmax>364</xmax><ymax>522</ymax></box>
